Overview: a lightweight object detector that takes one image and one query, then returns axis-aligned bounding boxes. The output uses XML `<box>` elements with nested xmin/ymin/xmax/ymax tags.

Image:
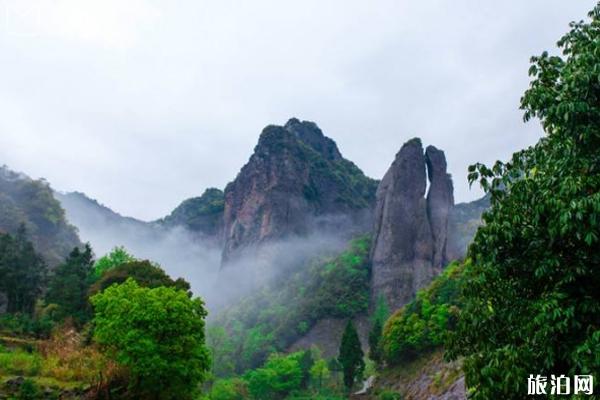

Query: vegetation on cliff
<box><xmin>210</xmin><ymin>236</ymin><xmax>371</xmax><ymax>375</ymax></box>
<box><xmin>381</xmin><ymin>261</ymin><xmax>463</xmax><ymax>366</ymax></box>
<box><xmin>158</xmin><ymin>188</ymin><xmax>225</xmax><ymax>236</ymax></box>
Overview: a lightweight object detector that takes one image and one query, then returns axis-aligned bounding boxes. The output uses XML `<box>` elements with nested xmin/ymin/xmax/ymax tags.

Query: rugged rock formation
<box><xmin>221</xmin><ymin>118</ymin><xmax>378</xmax><ymax>265</ymax></box>
<box><xmin>364</xmin><ymin>349</ymin><xmax>465</xmax><ymax>400</ymax></box>
<box><xmin>426</xmin><ymin>146</ymin><xmax>455</xmax><ymax>271</ymax></box>
<box><xmin>370</xmin><ymin>139</ymin><xmax>454</xmax><ymax>311</ymax></box>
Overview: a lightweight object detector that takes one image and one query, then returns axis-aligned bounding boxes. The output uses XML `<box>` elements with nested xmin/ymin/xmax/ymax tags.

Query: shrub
<box><xmin>0</xmin><ymin>349</ymin><xmax>42</xmax><ymax>376</ymax></box>
<box><xmin>207</xmin><ymin>378</ymin><xmax>248</xmax><ymax>400</ymax></box>
<box><xmin>379</xmin><ymin>390</ymin><xmax>402</xmax><ymax>400</ymax></box>
<box><xmin>382</xmin><ymin>261</ymin><xmax>463</xmax><ymax>365</ymax></box>
<box><xmin>16</xmin><ymin>378</ymin><xmax>40</xmax><ymax>400</ymax></box>
<box><xmin>91</xmin><ymin>279</ymin><xmax>211</xmax><ymax>400</ymax></box>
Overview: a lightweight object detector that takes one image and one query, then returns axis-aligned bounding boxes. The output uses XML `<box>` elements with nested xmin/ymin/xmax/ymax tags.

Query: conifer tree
<box><xmin>338</xmin><ymin>320</ymin><xmax>365</xmax><ymax>390</ymax></box>
<box><xmin>45</xmin><ymin>244</ymin><xmax>94</xmax><ymax>324</ymax></box>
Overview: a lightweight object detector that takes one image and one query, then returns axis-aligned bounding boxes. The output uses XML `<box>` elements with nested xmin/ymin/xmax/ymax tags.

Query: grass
<box><xmin>0</xmin><ymin>375</ymin><xmax>88</xmax><ymax>391</ymax></box>
<box><xmin>0</xmin><ymin>324</ymin><xmax>122</xmax><ymax>396</ymax></box>
<box><xmin>0</xmin><ymin>349</ymin><xmax>42</xmax><ymax>376</ymax></box>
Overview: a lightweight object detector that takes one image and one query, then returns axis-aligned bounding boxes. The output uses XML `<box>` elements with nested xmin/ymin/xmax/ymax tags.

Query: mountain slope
<box><xmin>0</xmin><ymin>165</ymin><xmax>80</xmax><ymax>266</ymax></box>
<box><xmin>55</xmin><ymin>191</ymin><xmax>222</xmax><ymax>303</ymax></box>
<box><xmin>156</xmin><ymin>188</ymin><xmax>224</xmax><ymax>242</ymax></box>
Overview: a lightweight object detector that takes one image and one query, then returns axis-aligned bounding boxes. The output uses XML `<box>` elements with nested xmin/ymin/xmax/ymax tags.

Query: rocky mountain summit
<box><xmin>370</xmin><ymin>138</ymin><xmax>454</xmax><ymax>310</ymax></box>
<box><xmin>221</xmin><ymin>118</ymin><xmax>378</xmax><ymax>264</ymax></box>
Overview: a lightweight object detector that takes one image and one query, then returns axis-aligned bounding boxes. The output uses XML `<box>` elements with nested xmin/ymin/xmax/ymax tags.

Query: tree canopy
<box><xmin>91</xmin><ymin>279</ymin><xmax>211</xmax><ymax>399</ymax></box>
<box><xmin>88</xmin><ymin>259</ymin><xmax>190</xmax><ymax>297</ymax></box>
<box><xmin>92</xmin><ymin>246</ymin><xmax>135</xmax><ymax>279</ymax></box>
<box><xmin>448</xmin><ymin>5</ymin><xmax>600</xmax><ymax>398</ymax></box>
<box><xmin>0</xmin><ymin>227</ymin><xmax>46</xmax><ymax>314</ymax></box>
<box><xmin>45</xmin><ymin>244</ymin><xmax>94</xmax><ymax>324</ymax></box>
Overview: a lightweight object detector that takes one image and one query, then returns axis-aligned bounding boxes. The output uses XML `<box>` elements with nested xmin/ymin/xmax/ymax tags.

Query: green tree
<box><xmin>207</xmin><ymin>325</ymin><xmax>237</xmax><ymax>377</ymax></box>
<box><xmin>245</xmin><ymin>352</ymin><xmax>303</xmax><ymax>399</ymax></box>
<box><xmin>92</xmin><ymin>246</ymin><xmax>135</xmax><ymax>279</ymax></box>
<box><xmin>309</xmin><ymin>358</ymin><xmax>330</xmax><ymax>390</ymax></box>
<box><xmin>45</xmin><ymin>244</ymin><xmax>94</xmax><ymax>324</ymax></box>
<box><xmin>338</xmin><ymin>320</ymin><xmax>364</xmax><ymax>390</ymax></box>
<box><xmin>91</xmin><ymin>279</ymin><xmax>210</xmax><ymax>399</ymax></box>
<box><xmin>207</xmin><ymin>378</ymin><xmax>248</xmax><ymax>400</ymax></box>
<box><xmin>88</xmin><ymin>259</ymin><xmax>190</xmax><ymax>296</ymax></box>
<box><xmin>0</xmin><ymin>226</ymin><xmax>46</xmax><ymax>314</ymax></box>
<box><xmin>368</xmin><ymin>317</ymin><xmax>383</xmax><ymax>366</ymax></box>
<box><xmin>298</xmin><ymin>349</ymin><xmax>314</xmax><ymax>389</ymax></box>
<box><xmin>368</xmin><ymin>295</ymin><xmax>389</xmax><ymax>366</ymax></box>
<box><xmin>448</xmin><ymin>5</ymin><xmax>600</xmax><ymax>398</ymax></box>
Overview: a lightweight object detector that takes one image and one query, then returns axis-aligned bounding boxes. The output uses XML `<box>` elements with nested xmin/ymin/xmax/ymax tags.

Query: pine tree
<box><xmin>46</xmin><ymin>244</ymin><xmax>94</xmax><ymax>324</ymax></box>
<box><xmin>368</xmin><ymin>317</ymin><xmax>383</xmax><ymax>365</ymax></box>
<box><xmin>0</xmin><ymin>226</ymin><xmax>46</xmax><ymax>314</ymax></box>
<box><xmin>368</xmin><ymin>295</ymin><xmax>389</xmax><ymax>366</ymax></box>
<box><xmin>338</xmin><ymin>320</ymin><xmax>365</xmax><ymax>390</ymax></box>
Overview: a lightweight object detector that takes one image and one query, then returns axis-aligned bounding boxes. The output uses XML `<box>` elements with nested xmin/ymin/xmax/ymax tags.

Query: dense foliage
<box><xmin>382</xmin><ymin>261</ymin><xmax>463</xmax><ymax>365</ymax></box>
<box><xmin>338</xmin><ymin>320</ymin><xmax>364</xmax><ymax>390</ymax></box>
<box><xmin>211</xmin><ymin>236</ymin><xmax>371</xmax><ymax>374</ymax></box>
<box><xmin>448</xmin><ymin>5</ymin><xmax>600</xmax><ymax>398</ymax></box>
<box><xmin>92</xmin><ymin>246</ymin><xmax>135</xmax><ymax>279</ymax></box>
<box><xmin>91</xmin><ymin>279</ymin><xmax>211</xmax><ymax>399</ymax></box>
<box><xmin>159</xmin><ymin>188</ymin><xmax>225</xmax><ymax>235</ymax></box>
<box><xmin>45</xmin><ymin>244</ymin><xmax>94</xmax><ymax>324</ymax></box>
<box><xmin>368</xmin><ymin>295</ymin><xmax>390</xmax><ymax>367</ymax></box>
<box><xmin>88</xmin><ymin>259</ymin><xmax>191</xmax><ymax>296</ymax></box>
<box><xmin>0</xmin><ymin>166</ymin><xmax>80</xmax><ymax>266</ymax></box>
<box><xmin>204</xmin><ymin>349</ymin><xmax>345</xmax><ymax>400</ymax></box>
<box><xmin>0</xmin><ymin>227</ymin><xmax>46</xmax><ymax>315</ymax></box>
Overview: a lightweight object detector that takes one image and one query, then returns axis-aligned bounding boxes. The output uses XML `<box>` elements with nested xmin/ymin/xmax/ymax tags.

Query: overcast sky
<box><xmin>0</xmin><ymin>0</ymin><xmax>595</xmax><ymax>220</ymax></box>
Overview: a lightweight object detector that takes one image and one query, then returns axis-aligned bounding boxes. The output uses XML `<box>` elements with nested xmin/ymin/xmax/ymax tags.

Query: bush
<box><xmin>207</xmin><ymin>378</ymin><xmax>248</xmax><ymax>400</ymax></box>
<box><xmin>245</xmin><ymin>352</ymin><xmax>303</xmax><ymax>399</ymax></box>
<box><xmin>91</xmin><ymin>279</ymin><xmax>211</xmax><ymax>400</ymax></box>
<box><xmin>0</xmin><ymin>349</ymin><xmax>42</xmax><ymax>376</ymax></box>
<box><xmin>379</xmin><ymin>390</ymin><xmax>402</xmax><ymax>400</ymax></box>
<box><xmin>0</xmin><ymin>313</ymin><xmax>54</xmax><ymax>338</ymax></box>
<box><xmin>16</xmin><ymin>378</ymin><xmax>41</xmax><ymax>400</ymax></box>
<box><xmin>382</xmin><ymin>261</ymin><xmax>463</xmax><ymax>365</ymax></box>
<box><xmin>38</xmin><ymin>323</ymin><xmax>120</xmax><ymax>384</ymax></box>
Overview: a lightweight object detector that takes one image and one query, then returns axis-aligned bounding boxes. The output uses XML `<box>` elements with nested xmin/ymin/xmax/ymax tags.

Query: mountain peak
<box><xmin>222</xmin><ymin>119</ymin><xmax>376</xmax><ymax>265</ymax></box>
<box><xmin>284</xmin><ymin>118</ymin><xmax>342</xmax><ymax>161</ymax></box>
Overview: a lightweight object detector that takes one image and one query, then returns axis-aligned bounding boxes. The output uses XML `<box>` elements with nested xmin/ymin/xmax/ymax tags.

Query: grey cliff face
<box><xmin>371</xmin><ymin>139</ymin><xmax>454</xmax><ymax>311</ymax></box>
<box><xmin>221</xmin><ymin>119</ymin><xmax>377</xmax><ymax>266</ymax></box>
<box><xmin>425</xmin><ymin>145</ymin><xmax>454</xmax><ymax>271</ymax></box>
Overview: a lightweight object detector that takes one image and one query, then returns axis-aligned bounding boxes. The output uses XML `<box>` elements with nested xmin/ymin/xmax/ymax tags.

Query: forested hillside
<box><xmin>0</xmin><ymin>166</ymin><xmax>80</xmax><ymax>267</ymax></box>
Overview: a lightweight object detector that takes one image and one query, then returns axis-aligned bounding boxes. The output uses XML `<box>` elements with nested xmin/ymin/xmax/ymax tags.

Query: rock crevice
<box><xmin>371</xmin><ymin>139</ymin><xmax>454</xmax><ymax>311</ymax></box>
